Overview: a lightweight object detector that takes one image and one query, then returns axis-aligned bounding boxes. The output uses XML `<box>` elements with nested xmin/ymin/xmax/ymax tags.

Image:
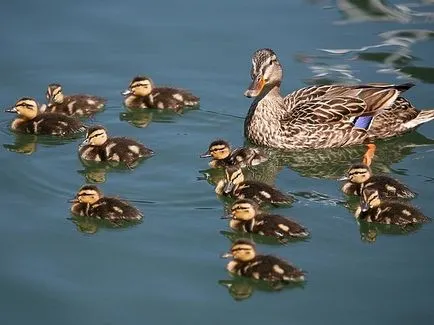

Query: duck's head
<box><xmin>70</xmin><ymin>185</ymin><xmax>102</xmax><ymax>204</ymax></box>
<box><xmin>80</xmin><ymin>125</ymin><xmax>108</xmax><ymax>146</ymax></box>
<box><xmin>360</xmin><ymin>187</ymin><xmax>381</xmax><ymax>212</ymax></box>
<box><xmin>222</xmin><ymin>199</ymin><xmax>259</xmax><ymax>221</ymax></box>
<box><xmin>200</xmin><ymin>139</ymin><xmax>231</xmax><ymax>160</ymax></box>
<box><xmin>221</xmin><ymin>239</ymin><xmax>257</xmax><ymax>262</ymax></box>
<box><xmin>340</xmin><ymin>163</ymin><xmax>372</xmax><ymax>184</ymax></box>
<box><xmin>122</xmin><ymin>76</ymin><xmax>153</xmax><ymax>97</ymax></box>
<box><xmin>5</xmin><ymin>98</ymin><xmax>39</xmax><ymax>120</ymax></box>
<box><xmin>223</xmin><ymin>166</ymin><xmax>245</xmax><ymax>193</ymax></box>
<box><xmin>46</xmin><ymin>83</ymin><xmax>64</xmax><ymax>104</ymax></box>
<box><xmin>244</xmin><ymin>48</ymin><xmax>283</xmax><ymax>98</ymax></box>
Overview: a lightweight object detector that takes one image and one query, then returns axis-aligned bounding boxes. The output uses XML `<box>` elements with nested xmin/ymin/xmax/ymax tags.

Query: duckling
<box><xmin>121</xmin><ymin>75</ymin><xmax>199</xmax><ymax>111</ymax></box>
<box><xmin>5</xmin><ymin>97</ymin><xmax>86</xmax><ymax>136</ymax></box>
<box><xmin>215</xmin><ymin>166</ymin><xmax>294</xmax><ymax>205</ymax></box>
<box><xmin>340</xmin><ymin>163</ymin><xmax>415</xmax><ymax>199</ymax></box>
<box><xmin>70</xmin><ymin>185</ymin><xmax>143</xmax><ymax>222</ymax></box>
<box><xmin>355</xmin><ymin>188</ymin><xmax>430</xmax><ymax>227</ymax></box>
<box><xmin>79</xmin><ymin>125</ymin><xmax>154</xmax><ymax>167</ymax></box>
<box><xmin>43</xmin><ymin>83</ymin><xmax>106</xmax><ymax>117</ymax></box>
<box><xmin>222</xmin><ymin>199</ymin><xmax>309</xmax><ymax>240</ymax></box>
<box><xmin>200</xmin><ymin>139</ymin><xmax>268</xmax><ymax>168</ymax></box>
<box><xmin>221</xmin><ymin>239</ymin><xmax>305</xmax><ymax>283</ymax></box>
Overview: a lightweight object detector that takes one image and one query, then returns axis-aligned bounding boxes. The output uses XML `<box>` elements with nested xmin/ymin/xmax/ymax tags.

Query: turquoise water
<box><xmin>1</xmin><ymin>0</ymin><xmax>434</xmax><ymax>324</ymax></box>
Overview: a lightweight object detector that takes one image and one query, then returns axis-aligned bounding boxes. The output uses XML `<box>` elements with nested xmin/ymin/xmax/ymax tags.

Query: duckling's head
<box><xmin>46</xmin><ymin>83</ymin><xmax>64</xmax><ymax>103</ymax></box>
<box><xmin>5</xmin><ymin>98</ymin><xmax>39</xmax><ymax>120</ymax></box>
<box><xmin>122</xmin><ymin>76</ymin><xmax>153</xmax><ymax>97</ymax></box>
<box><xmin>222</xmin><ymin>239</ymin><xmax>257</xmax><ymax>262</ymax></box>
<box><xmin>228</xmin><ymin>199</ymin><xmax>259</xmax><ymax>221</ymax></box>
<box><xmin>245</xmin><ymin>48</ymin><xmax>283</xmax><ymax>98</ymax></box>
<box><xmin>81</xmin><ymin>125</ymin><xmax>108</xmax><ymax>146</ymax></box>
<box><xmin>70</xmin><ymin>185</ymin><xmax>102</xmax><ymax>204</ymax></box>
<box><xmin>200</xmin><ymin>139</ymin><xmax>231</xmax><ymax>160</ymax></box>
<box><xmin>341</xmin><ymin>163</ymin><xmax>372</xmax><ymax>184</ymax></box>
<box><xmin>360</xmin><ymin>187</ymin><xmax>381</xmax><ymax>212</ymax></box>
<box><xmin>223</xmin><ymin>166</ymin><xmax>245</xmax><ymax>193</ymax></box>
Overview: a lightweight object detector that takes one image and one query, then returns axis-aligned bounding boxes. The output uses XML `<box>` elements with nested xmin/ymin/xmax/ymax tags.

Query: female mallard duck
<box><xmin>43</xmin><ymin>83</ymin><xmax>106</xmax><ymax>117</ymax></box>
<box><xmin>355</xmin><ymin>188</ymin><xmax>430</xmax><ymax>226</ymax></box>
<box><xmin>244</xmin><ymin>48</ymin><xmax>434</xmax><ymax>150</ymax></box>
<box><xmin>70</xmin><ymin>185</ymin><xmax>143</xmax><ymax>222</ymax></box>
<box><xmin>200</xmin><ymin>139</ymin><xmax>268</xmax><ymax>168</ymax></box>
<box><xmin>215</xmin><ymin>166</ymin><xmax>294</xmax><ymax>205</ymax></box>
<box><xmin>121</xmin><ymin>75</ymin><xmax>199</xmax><ymax>111</ymax></box>
<box><xmin>5</xmin><ymin>97</ymin><xmax>86</xmax><ymax>136</ymax></box>
<box><xmin>222</xmin><ymin>199</ymin><xmax>309</xmax><ymax>240</ymax></box>
<box><xmin>79</xmin><ymin>125</ymin><xmax>154</xmax><ymax>167</ymax></box>
<box><xmin>340</xmin><ymin>163</ymin><xmax>415</xmax><ymax>199</ymax></box>
<box><xmin>221</xmin><ymin>239</ymin><xmax>305</xmax><ymax>283</ymax></box>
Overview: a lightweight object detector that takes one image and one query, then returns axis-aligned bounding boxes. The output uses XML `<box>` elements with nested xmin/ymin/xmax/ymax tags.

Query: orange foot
<box><xmin>362</xmin><ymin>143</ymin><xmax>376</xmax><ymax>166</ymax></box>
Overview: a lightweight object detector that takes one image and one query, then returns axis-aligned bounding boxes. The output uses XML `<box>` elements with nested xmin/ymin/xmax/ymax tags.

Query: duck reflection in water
<box><xmin>3</xmin><ymin>132</ymin><xmax>80</xmax><ymax>155</ymax></box>
<box><xmin>219</xmin><ymin>277</ymin><xmax>304</xmax><ymax>301</ymax></box>
<box><xmin>119</xmin><ymin>108</ymin><xmax>184</xmax><ymax>129</ymax></box>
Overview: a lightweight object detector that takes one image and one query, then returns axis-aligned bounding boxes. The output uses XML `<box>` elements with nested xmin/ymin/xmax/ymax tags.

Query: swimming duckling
<box><xmin>355</xmin><ymin>188</ymin><xmax>430</xmax><ymax>226</ymax></box>
<box><xmin>222</xmin><ymin>199</ymin><xmax>309</xmax><ymax>240</ymax></box>
<box><xmin>215</xmin><ymin>166</ymin><xmax>294</xmax><ymax>205</ymax></box>
<box><xmin>221</xmin><ymin>239</ymin><xmax>305</xmax><ymax>283</ymax></box>
<box><xmin>121</xmin><ymin>75</ymin><xmax>199</xmax><ymax>111</ymax></box>
<box><xmin>43</xmin><ymin>83</ymin><xmax>106</xmax><ymax>117</ymax></box>
<box><xmin>200</xmin><ymin>139</ymin><xmax>268</xmax><ymax>168</ymax></box>
<box><xmin>5</xmin><ymin>97</ymin><xmax>86</xmax><ymax>136</ymax></box>
<box><xmin>340</xmin><ymin>163</ymin><xmax>415</xmax><ymax>199</ymax></box>
<box><xmin>70</xmin><ymin>185</ymin><xmax>143</xmax><ymax>222</ymax></box>
<box><xmin>79</xmin><ymin>125</ymin><xmax>154</xmax><ymax>167</ymax></box>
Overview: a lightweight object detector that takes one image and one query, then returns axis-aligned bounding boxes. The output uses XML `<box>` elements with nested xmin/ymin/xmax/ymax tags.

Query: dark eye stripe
<box><xmin>90</xmin><ymin>132</ymin><xmax>105</xmax><ymax>138</ymax></box>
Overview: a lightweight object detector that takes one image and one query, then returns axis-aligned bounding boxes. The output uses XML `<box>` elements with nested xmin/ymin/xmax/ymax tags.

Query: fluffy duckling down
<box><xmin>70</xmin><ymin>185</ymin><xmax>143</xmax><ymax>222</ymax></box>
<box><xmin>43</xmin><ymin>83</ymin><xmax>106</xmax><ymax>117</ymax></box>
<box><xmin>340</xmin><ymin>163</ymin><xmax>415</xmax><ymax>199</ymax></box>
<box><xmin>5</xmin><ymin>97</ymin><xmax>85</xmax><ymax>136</ymax></box>
<box><xmin>200</xmin><ymin>139</ymin><xmax>267</xmax><ymax>168</ymax></box>
<box><xmin>215</xmin><ymin>166</ymin><xmax>294</xmax><ymax>205</ymax></box>
<box><xmin>79</xmin><ymin>125</ymin><xmax>154</xmax><ymax>167</ymax></box>
<box><xmin>121</xmin><ymin>75</ymin><xmax>199</xmax><ymax>111</ymax></box>
<box><xmin>355</xmin><ymin>187</ymin><xmax>430</xmax><ymax>227</ymax></box>
<box><xmin>222</xmin><ymin>199</ymin><xmax>309</xmax><ymax>240</ymax></box>
<box><xmin>221</xmin><ymin>239</ymin><xmax>305</xmax><ymax>283</ymax></box>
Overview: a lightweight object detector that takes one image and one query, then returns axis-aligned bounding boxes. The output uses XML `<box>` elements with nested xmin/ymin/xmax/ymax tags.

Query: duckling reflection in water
<box><xmin>43</xmin><ymin>83</ymin><xmax>106</xmax><ymax>117</ymax></box>
<box><xmin>79</xmin><ymin>125</ymin><xmax>154</xmax><ymax>168</ymax></box>
<box><xmin>200</xmin><ymin>139</ymin><xmax>267</xmax><ymax>168</ymax></box>
<box><xmin>70</xmin><ymin>185</ymin><xmax>143</xmax><ymax>224</ymax></box>
<box><xmin>355</xmin><ymin>188</ymin><xmax>430</xmax><ymax>228</ymax></box>
<box><xmin>221</xmin><ymin>239</ymin><xmax>305</xmax><ymax>284</ymax></box>
<box><xmin>122</xmin><ymin>75</ymin><xmax>199</xmax><ymax>111</ymax></box>
<box><xmin>340</xmin><ymin>144</ymin><xmax>416</xmax><ymax>199</ymax></box>
<box><xmin>215</xmin><ymin>166</ymin><xmax>294</xmax><ymax>206</ymax></box>
<box><xmin>5</xmin><ymin>97</ymin><xmax>86</xmax><ymax>136</ymax></box>
<box><xmin>222</xmin><ymin>199</ymin><xmax>309</xmax><ymax>242</ymax></box>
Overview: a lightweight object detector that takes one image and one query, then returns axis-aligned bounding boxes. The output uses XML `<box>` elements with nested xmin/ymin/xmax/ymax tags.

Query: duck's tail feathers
<box><xmin>396</xmin><ymin>82</ymin><xmax>415</xmax><ymax>93</ymax></box>
<box><xmin>404</xmin><ymin>109</ymin><xmax>434</xmax><ymax>129</ymax></box>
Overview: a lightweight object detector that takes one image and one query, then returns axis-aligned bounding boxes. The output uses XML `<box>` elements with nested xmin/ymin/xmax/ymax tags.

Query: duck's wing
<box><xmin>282</xmin><ymin>83</ymin><xmax>414</xmax><ymax>128</ymax></box>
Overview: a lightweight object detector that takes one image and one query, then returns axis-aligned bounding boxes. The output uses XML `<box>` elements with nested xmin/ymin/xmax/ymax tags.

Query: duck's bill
<box><xmin>360</xmin><ymin>202</ymin><xmax>370</xmax><ymax>212</ymax></box>
<box><xmin>223</xmin><ymin>182</ymin><xmax>234</xmax><ymax>194</ymax></box>
<box><xmin>68</xmin><ymin>198</ymin><xmax>79</xmax><ymax>203</ymax></box>
<box><xmin>244</xmin><ymin>77</ymin><xmax>265</xmax><ymax>98</ymax></box>
<box><xmin>337</xmin><ymin>176</ymin><xmax>349</xmax><ymax>181</ymax></box>
<box><xmin>200</xmin><ymin>151</ymin><xmax>212</xmax><ymax>158</ymax></box>
<box><xmin>121</xmin><ymin>89</ymin><xmax>132</xmax><ymax>96</ymax></box>
<box><xmin>220</xmin><ymin>214</ymin><xmax>233</xmax><ymax>219</ymax></box>
<box><xmin>220</xmin><ymin>252</ymin><xmax>233</xmax><ymax>258</ymax></box>
<box><xmin>5</xmin><ymin>107</ymin><xmax>17</xmax><ymax>113</ymax></box>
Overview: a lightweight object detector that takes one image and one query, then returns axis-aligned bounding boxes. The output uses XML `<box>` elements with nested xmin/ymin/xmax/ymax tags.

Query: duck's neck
<box><xmin>244</xmin><ymin>85</ymin><xmax>287</xmax><ymax>146</ymax></box>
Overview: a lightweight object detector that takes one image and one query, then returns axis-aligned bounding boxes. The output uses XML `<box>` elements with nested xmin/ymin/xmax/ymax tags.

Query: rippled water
<box><xmin>1</xmin><ymin>0</ymin><xmax>434</xmax><ymax>324</ymax></box>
